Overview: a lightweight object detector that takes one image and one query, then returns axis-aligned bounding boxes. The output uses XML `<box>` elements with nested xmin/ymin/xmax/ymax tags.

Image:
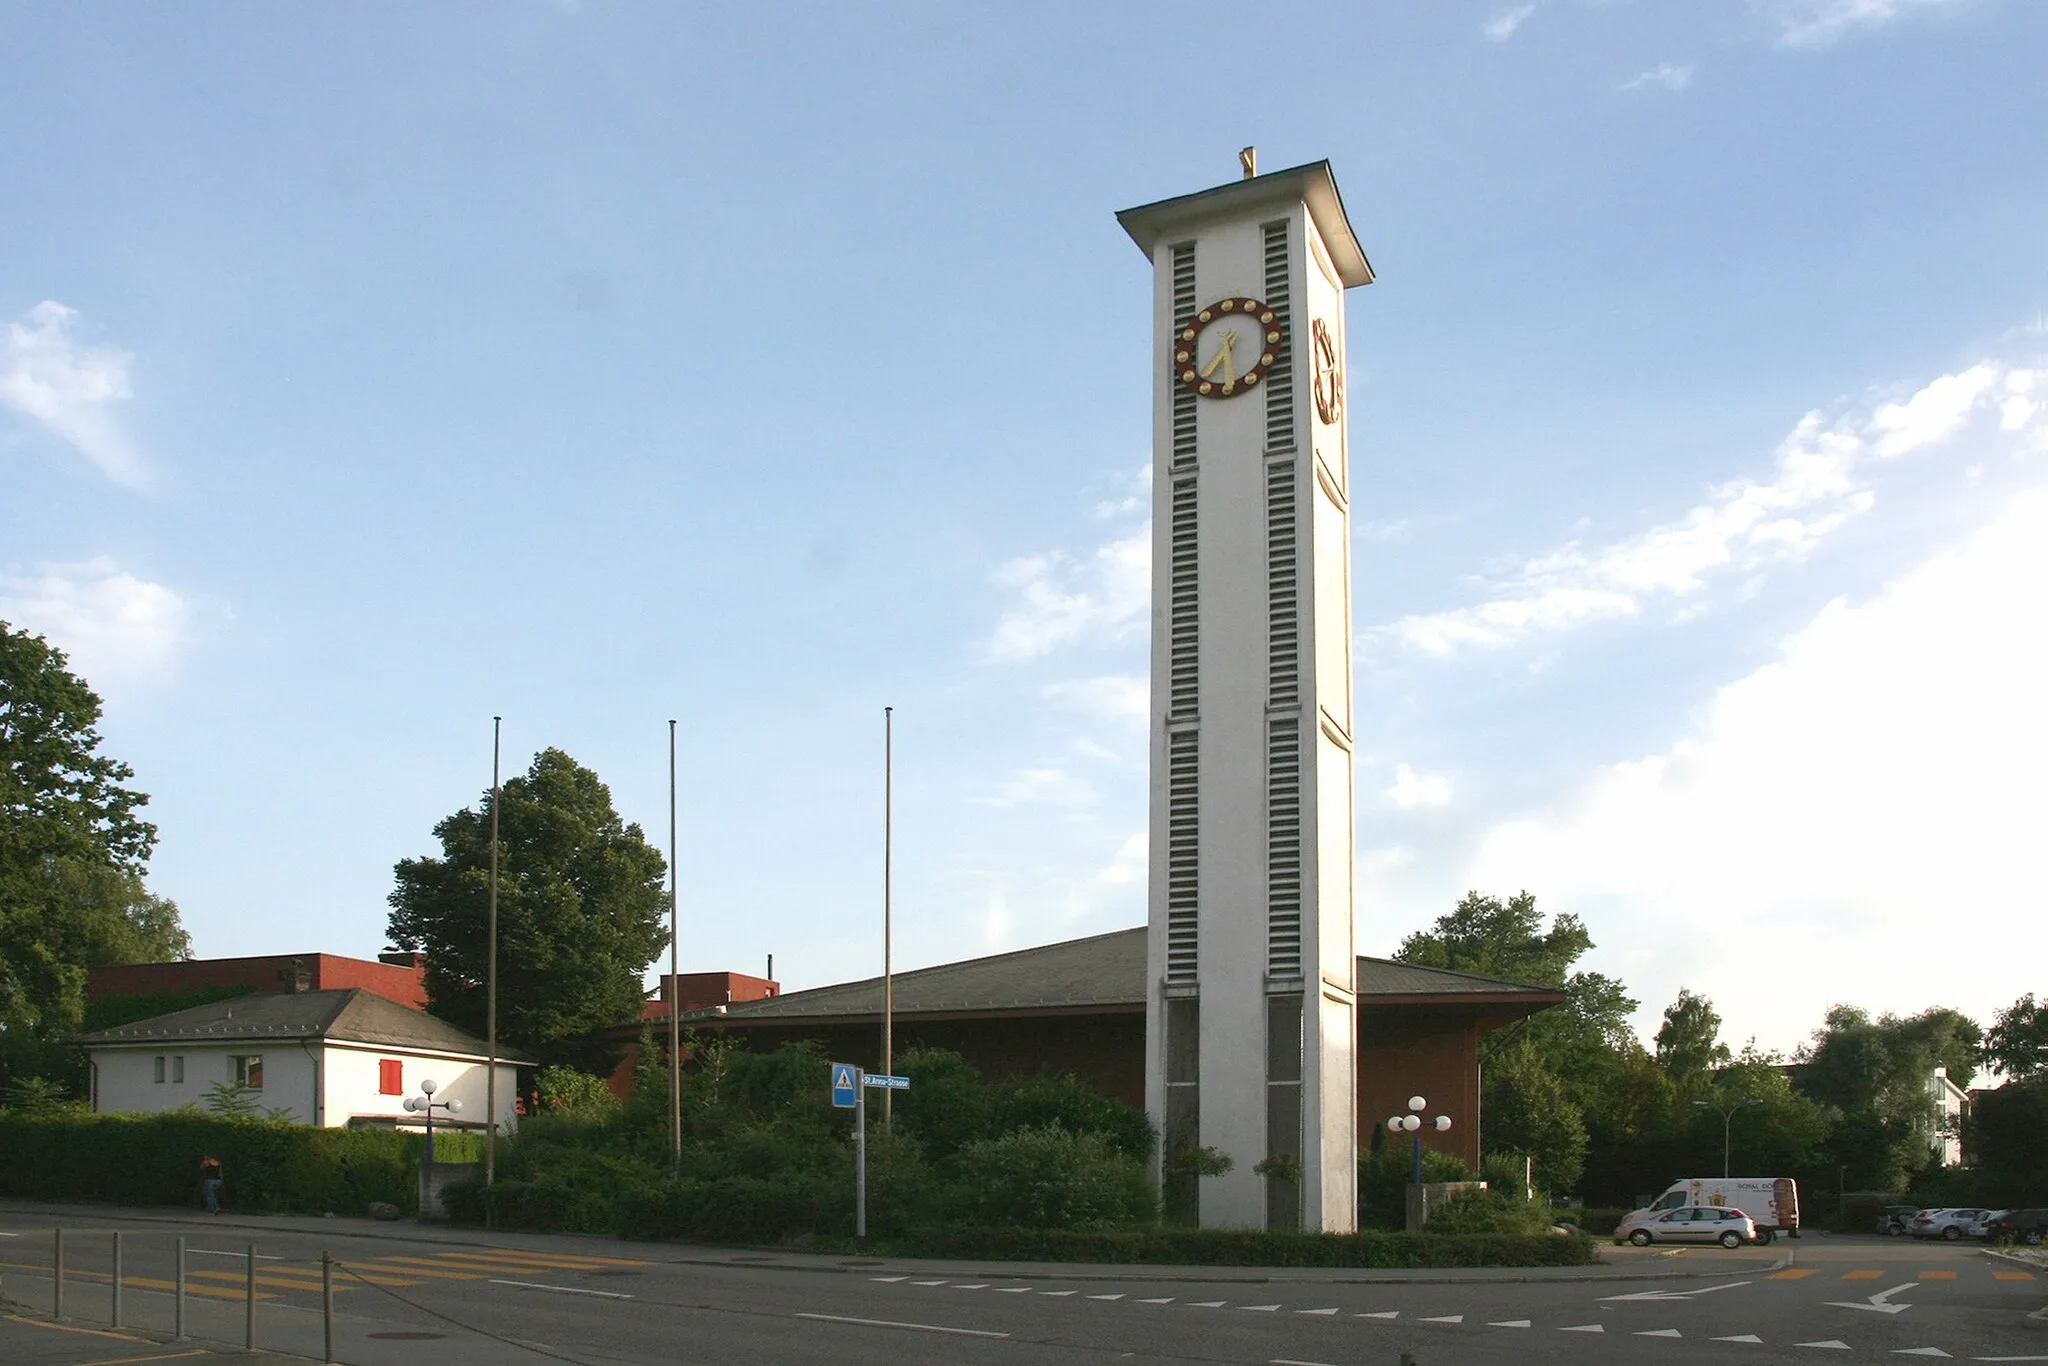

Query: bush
<box><xmin>536</xmin><ymin>1066</ymin><xmax>622</xmax><ymax>1121</ymax></box>
<box><xmin>1551</xmin><ymin>1207</ymin><xmax>1631</xmax><ymax>1236</ymax></box>
<box><xmin>0</xmin><ymin>1113</ymin><xmax>471</xmax><ymax>1215</ymax></box>
<box><xmin>1424</xmin><ymin>1187</ymin><xmax>1554</xmax><ymax>1237</ymax></box>
<box><xmin>1357</xmin><ymin>1143</ymin><xmax>1472</xmax><ymax>1230</ymax></box>
<box><xmin>952</xmin><ymin>1125</ymin><xmax>1155</xmax><ymax>1229</ymax></box>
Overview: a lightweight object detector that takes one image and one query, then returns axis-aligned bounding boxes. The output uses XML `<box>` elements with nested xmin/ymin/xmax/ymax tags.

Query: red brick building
<box><xmin>624</xmin><ymin>927</ymin><xmax>1561</xmax><ymax>1170</ymax></box>
<box><xmin>88</xmin><ymin>951</ymin><xmax>429</xmax><ymax>1012</ymax></box>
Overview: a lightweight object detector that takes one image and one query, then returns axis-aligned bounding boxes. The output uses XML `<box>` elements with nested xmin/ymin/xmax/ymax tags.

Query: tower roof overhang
<box><xmin>1116</xmin><ymin>160</ymin><xmax>1374</xmax><ymax>288</ymax></box>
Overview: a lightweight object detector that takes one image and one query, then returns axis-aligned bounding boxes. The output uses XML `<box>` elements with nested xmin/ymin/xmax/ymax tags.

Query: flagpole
<box><xmin>668</xmin><ymin>719</ymin><xmax>682</xmax><ymax>1179</ymax></box>
<box><xmin>486</xmin><ymin>717</ymin><xmax>501</xmax><ymax>1196</ymax></box>
<box><xmin>882</xmin><ymin>706</ymin><xmax>893</xmax><ymax>1128</ymax></box>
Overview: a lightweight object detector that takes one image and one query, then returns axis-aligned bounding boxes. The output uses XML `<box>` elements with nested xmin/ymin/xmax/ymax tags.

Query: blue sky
<box><xmin>5</xmin><ymin>0</ymin><xmax>2044</xmax><ymax>1059</ymax></box>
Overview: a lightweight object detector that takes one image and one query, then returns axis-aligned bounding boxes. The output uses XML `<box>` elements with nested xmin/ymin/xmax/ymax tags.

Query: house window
<box><xmin>153</xmin><ymin>1056</ymin><xmax>166</xmax><ymax>1083</ymax></box>
<box><xmin>378</xmin><ymin>1059</ymin><xmax>403</xmax><ymax>1095</ymax></box>
<box><xmin>171</xmin><ymin>1056</ymin><xmax>184</xmax><ymax>1084</ymax></box>
<box><xmin>232</xmin><ymin>1055</ymin><xmax>264</xmax><ymax>1089</ymax></box>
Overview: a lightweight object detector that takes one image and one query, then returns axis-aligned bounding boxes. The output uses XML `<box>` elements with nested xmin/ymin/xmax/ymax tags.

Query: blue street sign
<box><xmin>830</xmin><ymin>1062</ymin><xmax>860</xmax><ymax>1108</ymax></box>
<box><xmin>862</xmin><ymin>1074</ymin><xmax>910</xmax><ymax>1090</ymax></box>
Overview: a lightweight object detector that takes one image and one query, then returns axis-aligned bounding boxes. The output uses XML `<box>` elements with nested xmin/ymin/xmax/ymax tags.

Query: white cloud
<box><xmin>0</xmin><ymin>558</ymin><xmax>194</xmax><ymax>696</ymax></box>
<box><xmin>972</xmin><ymin>766</ymin><xmax>1100</xmax><ymax>810</ymax></box>
<box><xmin>1761</xmin><ymin>0</ymin><xmax>1967</xmax><ymax>49</ymax></box>
<box><xmin>1462</xmin><ymin>487</ymin><xmax>2048</xmax><ymax>1052</ymax></box>
<box><xmin>1383</xmin><ymin>359</ymin><xmax>2038</xmax><ymax>657</ymax></box>
<box><xmin>1622</xmin><ymin>62</ymin><xmax>1695</xmax><ymax>92</ymax></box>
<box><xmin>1</xmin><ymin>302</ymin><xmax>150</xmax><ymax>490</ymax></box>
<box><xmin>1384</xmin><ymin>763</ymin><xmax>1456</xmax><ymax>810</ymax></box>
<box><xmin>1092</xmin><ymin>463</ymin><xmax>1152</xmax><ymax>519</ymax></box>
<box><xmin>1483</xmin><ymin>4</ymin><xmax>1537</xmax><ymax>41</ymax></box>
<box><xmin>982</xmin><ymin>522</ymin><xmax>1151</xmax><ymax>663</ymax></box>
<box><xmin>1041</xmin><ymin>674</ymin><xmax>1148</xmax><ymax>723</ymax></box>
<box><xmin>1091</xmin><ymin>831</ymin><xmax>1147</xmax><ymax>888</ymax></box>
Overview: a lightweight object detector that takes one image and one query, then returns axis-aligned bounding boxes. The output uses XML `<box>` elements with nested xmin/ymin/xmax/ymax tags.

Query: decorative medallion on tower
<box><xmin>1175</xmin><ymin>297</ymin><xmax>1285</xmax><ymax>398</ymax></box>
<box><xmin>1311</xmin><ymin>318</ymin><xmax>1343</xmax><ymax>425</ymax></box>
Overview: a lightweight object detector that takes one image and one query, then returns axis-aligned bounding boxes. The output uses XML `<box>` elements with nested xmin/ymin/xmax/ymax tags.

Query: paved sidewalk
<box><xmin>0</xmin><ymin>1197</ymin><xmax>1784</xmax><ymax>1287</ymax></box>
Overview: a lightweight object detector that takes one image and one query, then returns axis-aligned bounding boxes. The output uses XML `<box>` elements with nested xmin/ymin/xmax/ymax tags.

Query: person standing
<box><xmin>200</xmin><ymin>1155</ymin><xmax>223</xmax><ymax>1214</ymax></box>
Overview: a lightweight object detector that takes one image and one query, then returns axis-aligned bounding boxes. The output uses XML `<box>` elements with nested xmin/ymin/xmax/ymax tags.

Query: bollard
<box><xmin>245</xmin><ymin>1242</ymin><xmax>256</xmax><ymax>1351</ymax></box>
<box><xmin>111</xmin><ymin>1230</ymin><xmax>123</xmax><ymax>1327</ymax></box>
<box><xmin>175</xmin><ymin>1237</ymin><xmax>187</xmax><ymax>1339</ymax></box>
<box><xmin>322</xmin><ymin>1254</ymin><xmax>335</xmax><ymax>1363</ymax></box>
<box><xmin>53</xmin><ymin>1226</ymin><xmax>65</xmax><ymax>1320</ymax></box>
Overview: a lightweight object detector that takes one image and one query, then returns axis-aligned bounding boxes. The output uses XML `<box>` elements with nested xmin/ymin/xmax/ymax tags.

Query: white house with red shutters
<box><xmin>75</xmin><ymin>988</ymin><xmax>525</xmax><ymax>1135</ymax></box>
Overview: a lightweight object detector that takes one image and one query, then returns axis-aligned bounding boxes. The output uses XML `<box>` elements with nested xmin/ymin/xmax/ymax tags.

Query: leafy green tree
<box><xmin>387</xmin><ymin>748</ymin><xmax>669</xmax><ymax>1073</ymax></box>
<box><xmin>1796</xmin><ymin>1004</ymin><xmax>1982</xmax><ymax>1189</ymax></box>
<box><xmin>1983</xmin><ymin>994</ymin><xmax>2048</xmax><ymax>1083</ymax></box>
<box><xmin>2</xmin><ymin>625</ymin><xmax>186</xmax><ymax>1089</ymax></box>
<box><xmin>1483</xmin><ymin>1039</ymin><xmax>1589</xmax><ymax>1195</ymax></box>
<box><xmin>1655</xmin><ymin>988</ymin><xmax>1731</xmax><ymax>1084</ymax></box>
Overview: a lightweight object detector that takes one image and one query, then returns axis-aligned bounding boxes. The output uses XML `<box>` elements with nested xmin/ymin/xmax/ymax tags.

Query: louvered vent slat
<box><xmin>1267</xmin><ymin>715</ymin><xmax>1303</xmax><ymax>977</ymax></box>
<box><xmin>1262</xmin><ymin>221</ymin><xmax>1294</xmax><ymax>452</ymax></box>
<box><xmin>1171</xmin><ymin>244</ymin><xmax>1198</xmax><ymax>471</ymax></box>
<box><xmin>1166</xmin><ymin>729</ymin><xmax>1200</xmax><ymax>983</ymax></box>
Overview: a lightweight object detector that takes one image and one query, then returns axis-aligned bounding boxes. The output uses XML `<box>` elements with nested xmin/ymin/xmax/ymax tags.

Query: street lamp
<box><xmin>1386</xmin><ymin>1094</ymin><xmax>1453</xmax><ymax>1185</ymax></box>
<box><xmin>1692</xmin><ymin>1097</ymin><xmax>1762</xmax><ymax>1179</ymax></box>
<box><xmin>403</xmin><ymin>1078</ymin><xmax>464</xmax><ymax>1168</ymax></box>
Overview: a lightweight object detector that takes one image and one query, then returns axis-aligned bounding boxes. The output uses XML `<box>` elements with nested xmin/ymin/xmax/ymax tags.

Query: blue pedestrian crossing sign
<box><xmin>830</xmin><ymin>1063</ymin><xmax>860</xmax><ymax>1109</ymax></box>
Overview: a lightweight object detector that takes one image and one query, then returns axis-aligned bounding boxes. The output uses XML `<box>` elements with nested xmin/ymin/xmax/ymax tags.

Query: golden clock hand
<box><xmin>1199</xmin><ymin>329</ymin><xmax>1239</xmax><ymax>381</ymax></box>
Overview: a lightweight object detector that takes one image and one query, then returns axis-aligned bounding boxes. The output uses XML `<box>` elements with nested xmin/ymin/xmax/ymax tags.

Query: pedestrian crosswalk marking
<box><xmin>119</xmin><ymin>1275</ymin><xmax>279</xmax><ymax>1302</ymax></box>
<box><xmin>1843</xmin><ymin>1269</ymin><xmax>1885</xmax><ymax>1280</ymax></box>
<box><xmin>460</xmin><ymin>1248</ymin><xmax>648</xmax><ymax>1268</ymax></box>
<box><xmin>360</xmin><ymin>1259</ymin><xmax>493</xmax><ymax>1280</ymax></box>
<box><xmin>1771</xmin><ymin>1269</ymin><xmax>1821</xmax><ymax>1279</ymax></box>
<box><xmin>1992</xmin><ymin>1270</ymin><xmax>2037</xmax><ymax>1280</ymax></box>
<box><xmin>1918</xmin><ymin>1271</ymin><xmax>1956</xmax><ymax>1280</ymax></box>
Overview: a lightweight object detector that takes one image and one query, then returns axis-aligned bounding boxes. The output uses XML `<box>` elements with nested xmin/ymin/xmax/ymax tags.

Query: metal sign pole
<box><xmin>855</xmin><ymin>1070</ymin><xmax>867</xmax><ymax>1243</ymax></box>
<box><xmin>174</xmin><ymin>1237</ymin><xmax>186</xmax><ymax>1339</ymax></box>
<box><xmin>110</xmin><ymin>1231</ymin><xmax>122</xmax><ymax>1327</ymax></box>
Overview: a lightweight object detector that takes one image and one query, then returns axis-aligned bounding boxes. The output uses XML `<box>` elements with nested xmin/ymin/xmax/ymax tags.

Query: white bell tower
<box><xmin>1118</xmin><ymin>157</ymin><xmax>1373</xmax><ymax>1231</ymax></box>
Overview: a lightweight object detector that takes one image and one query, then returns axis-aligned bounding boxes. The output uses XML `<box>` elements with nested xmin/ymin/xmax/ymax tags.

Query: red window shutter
<box><xmin>379</xmin><ymin>1059</ymin><xmax>402</xmax><ymax>1095</ymax></box>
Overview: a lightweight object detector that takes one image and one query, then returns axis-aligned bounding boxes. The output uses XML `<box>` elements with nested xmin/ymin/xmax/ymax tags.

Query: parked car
<box><xmin>1911</xmin><ymin>1208</ymin><xmax>1992</xmax><ymax>1240</ymax></box>
<box><xmin>1624</xmin><ymin>1178</ymin><xmax>1800</xmax><ymax>1243</ymax></box>
<box><xmin>1967</xmin><ymin>1210</ymin><xmax>2009</xmax><ymax>1240</ymax></box>
<box><xmin>1876</xmin><ymin>1205</ymin><xmax>1922</xmax><ymax>1236</ymax></box>
<box><xmin>1614</xmin><ymin>1205</ymin><xmax>1760</xmax><ymax>1248</ymax></box>
<box><xmin>1986</xmin><ymin>1209</ymin><xmax>2048</xmax><ymax>1246</ymax></box>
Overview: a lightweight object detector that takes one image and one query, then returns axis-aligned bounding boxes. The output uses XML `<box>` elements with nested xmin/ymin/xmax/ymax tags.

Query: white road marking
<box><xmin>869</xmin><ymin>1275</ymin><xmax>907</xmax><ymax>1282</ymax></box>
<box><xmin>995</xmin><ymin>1287</ymin><xmax>1032</xmax><ymax>1294</ymax></box>
<box><xmin>1356</xmin><ymin>1310</ymin><xmax>1399</xmax><ymax>1319</ymax></box>
<box><xmin>1040</xmin><ymin>1290</ymin><xmax>1076</xmax><ymax>1297</ymax></box>
<box><xmin>487</xmin><ymin>1279</ymin><xmax>632</xmax><ymax>1299</ymax></box>
<box><xmin>1716</xmin><ymin>1335</ymin><xmax>1765</xmax><ymax>1343</ymax></box>
<box><xmin>1297</xmin><ymin>1307</ymin><xmax>1340</xmax><ymax>1315</ymax></box>
<box><xmin>1191</xmin><ymin>1299</ymin><xmax>1228</xmax><ymax>1308</ymax></box>
<box><xmin>1604</xmin><ymin>1280</ymin><xmax>1752</xmax><ymax>1302</ymax></box>
<box><xmin>1087</xmin><ymin>1293</ymin><xmax>1124</xmax><ymax>1301</ymax></box>
<box><xmin>1796</xmin><ymin>1342</ymin><xmax>1853</xmax><ymax>1350</ymax></box>
<box><xmin>1137</xmin><ymin>1297</ymin><xmax>1175</xmax><ymax>1304</ymax></box>
<box><xmin>1488</xmin><ymin>1319</ymin><xmax>1532</xmax><ymax>1328</ymax></box>
<box><xmin>1243</xmin><ymin>1304</ymin><xmax>1281</xmax><ymax>1312</ymax></box>
<box><xmin>1892</xmin><ymin>1352</ymin><xmax>1951</xmax><ymax>1359</ymax></box>
<box><xmin>794</xmin><ymin>1312</ymin><xmax>1006</xmax><ymax>1339</ymax></box>
<box><xmin>191</xmin><ymin>1248</ymin><xmax>285</xmax><ymax>1260</ymax></box>
<box><xmin>1421</xmin><ymin>1314</ymin><xmax>1464</xmax><ymax>1323</ymax></box>
<box><xmin>0</xmin><ymin>1232</ymin><xmax>18</xmax><ymax>1238</ymax></box>
<box><xmin>1637</xmin><ymin>1329</ymin><xmax>1683</xmax><ymax>1337</ymax></box>
<box><xmin>1560</xmin><ymin>1323</ymin><xmax>1606</xmax><ymax>1332</ymax></box>
<box><xmin>949</xmin><ymin>1283</ymin><xmax>988</xmax><ymax>1290</ymax></box>
<box><xmin>1271</xmin><ymin>1359</ymin><xmax>1342</xmax><ymax>1366</ymax></box>
<box><xmin>1969</xmin><ymin>1357</ymin><xmax>2048</xmax><ymax>1362</ymax></box>
<box><xmin>910</xmin><ymin>1279</ymin><xmax>947</xmax><ymax>1286</ymax></box>
<box><xmin>1827</xmin><ymin>1282</ymin><xmax>1919</xmax><ymax>1315</ymax></box>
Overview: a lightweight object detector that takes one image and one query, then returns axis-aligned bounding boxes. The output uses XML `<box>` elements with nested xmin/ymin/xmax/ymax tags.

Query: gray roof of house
<box><xmin>698</xmin><ymin>927</ymin><xmax>1560</xmax><ymax>1023</ymax></box>
<box><xmin>74</xmin><ymin>989</ymin><xmax>532</xmax><ymax>1062</ymax></box>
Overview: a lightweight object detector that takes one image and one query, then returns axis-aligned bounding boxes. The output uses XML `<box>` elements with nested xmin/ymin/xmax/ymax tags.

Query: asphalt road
<box><xmin>2</xmin><ymin>1206</ymin><xmax>2042</xmax><ymax>1366</ymax></box>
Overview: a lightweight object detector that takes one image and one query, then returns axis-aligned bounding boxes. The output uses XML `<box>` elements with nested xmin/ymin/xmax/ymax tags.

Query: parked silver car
<box><xmin>1912</xmin><ymin>1208</ymin><xmax>1991</xmax><ymax>1240</ymax></box>
<box><xmin>1615</xmin><ymin>1205</ymin><xmax>1759</xmax><ymax>1248</ymax></box>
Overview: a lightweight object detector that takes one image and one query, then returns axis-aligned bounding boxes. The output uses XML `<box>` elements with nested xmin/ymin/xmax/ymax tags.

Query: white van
<box><xmin>1630</xmin><ymin>1178</ymin><xmax>1800</xmax><ymax>1243</ymax></box>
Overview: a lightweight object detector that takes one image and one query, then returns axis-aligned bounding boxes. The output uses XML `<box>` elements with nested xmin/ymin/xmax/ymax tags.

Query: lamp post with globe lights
<box><xmin>1386</xmin><ymin>1095</ymin><xmax>1453</xmax><ymax>1185</ymax></box>
<box><xmin>403</xmin><ymin>1078</ymin><xmax>464</xmax><ymax>1169</ymax></box>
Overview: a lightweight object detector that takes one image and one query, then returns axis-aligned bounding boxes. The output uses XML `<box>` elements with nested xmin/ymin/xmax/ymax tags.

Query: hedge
<box><xmin>0</xmin><ymin>1113</ymin><xmax>476</xmax><ymax>1216</ymax></box>
<box><xmin>853</xmin><ymin>1225</ymin><xmax>1602</xmax><ymax>1268</ymax></box>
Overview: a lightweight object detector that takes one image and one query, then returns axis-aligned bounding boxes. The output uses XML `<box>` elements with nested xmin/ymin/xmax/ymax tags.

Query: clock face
<box><xmin>1174</xmin><ymin>297</ymin><xmax>1283</xmax><ymax>399</ymax></box>
<box><xmin>1311</xmin><ymin>318</ymin><xmax>1343</xmax><ymax>425</ymax></box>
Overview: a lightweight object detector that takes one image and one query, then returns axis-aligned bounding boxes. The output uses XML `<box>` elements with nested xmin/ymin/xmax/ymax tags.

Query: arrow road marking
<box><xmin>1086</xmin><ymin>1293</ymin><xmax>1123</xmax><ymax>1301</ymax></box>
<box><xmin>1891</xmin><ymin>1350</ymin><xmax>1951</xmax><ymax>1358</ymax></box>
<box><xmin>1603</xmin><ymin>1280</ymin><xmax>1752</xmax><ymax>1302</ymax></box>
<box><xmin>1488</xmin><ymin>1319</ymin><xmax>1532</xmax><ymax>1327</ymax></box>
<box><xmin>1637</xmin><ymin>1329</ymin><xmax>1684</xmax><ymax>1337</ymax></box>
<box><xmin>1421</xmin><ymin>1314</ymin><xmax>1463</xmax><ymax>1323</ymax></box>
<box><xmin>1561</xmin><ymin>1323</ymin><xmax>1606</xmax><ymax>1332</ymax></box>
<box><xmin>1716</xmin><ymin>1335</ymin><xmax>1765</xmax><ymax>1343</ymax></box>
<box><xmin>1297</xmin><ymin>1308</ymin><xmax>1340</xmax><ymax>1316</ymax></box>
<box><xmin>1356</xmin><ymin>1310</ymin><xmax>1398</xmax><ymax>1319</ymax></box>
<box><xmin>1136</xmin><ymin>1297</ymin><xmax>1174</xmax><ymax>1304</ymax></box>
<box><xmin>1827</xmin><ymin>1282</ymin><xmax>1918</xmax><ymax>1315</ymax></box>
<box><xmin>1796</xmin><ymin>1342</ymin><xmax>1852</xmax><ymax>1350</ymax></box>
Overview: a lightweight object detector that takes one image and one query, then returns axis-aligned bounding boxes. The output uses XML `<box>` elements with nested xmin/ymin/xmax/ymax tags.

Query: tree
<box><xmin>387</xmin><ymin>748</ymin><xmax>669</xmax><ymax>1073</ymax></box>
<box><xmin>1483</xmin><ymin>1040</ymin><xmax>1589</xmax><ymax>1195</ymax></box>
<box><xmin>1796</xmin><ymin>1004</ymin><xmax>1983</xmax><ymax>1189</ymax></box>
<box><xmin>1655</xmin><ymin>988</ymin><xmax>1731</xmax><ymax>1084</ymax></box>
<box><xmin>1</xmin><ymin>625</ymin><xmax>184</xmax><ymax>1067</ymax></box>
<box><xmin>1983</xmin><ymin>994</ymin><xmax>2048</xmax><ymax>1083</ymax></box>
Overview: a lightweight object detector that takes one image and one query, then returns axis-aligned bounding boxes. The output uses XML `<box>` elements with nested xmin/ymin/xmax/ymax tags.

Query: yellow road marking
<box><xmin>460</xmin><ymin>1249</ymin><xmax>649</xmax><ymax>1268</ymax></box>
<box><xmin>1842</xmin><ymin>1269</ymin><xmax>1885</xmax><ymax>1280</ymax></box>
<box><xmin>120</xmin><ymin>1275</ymin><xmax>279</xmax><ymax>1301</ymax></box>
<box><xmin>407</xmin><ymin>1252</ymin><xmax>591</xmax><ymax>1272</ymax></box>
<box><xmin>1994</xmin><ymin>1270</ymin><xmax>2037</xmax><ymax>1281</ymax></box>
<box><xmin>4</xmin><ymin>1313</ymin><xmax>154</xmax><ymax>1341</ymax></box>
<box><xmin>1919</xmin><ymin>1270</ymin><xmax>1956</xmax><ymax>1280</ymax></box>
<box><xmin>1770</xmin><ymin>1269</ymin><xmax>1820</xmax><ymax>1279</ymax></box>
<box><xmin>347</xmin><ymin>1258</ymin><xmax>488</xmax><ymax>1280</ymax></box>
